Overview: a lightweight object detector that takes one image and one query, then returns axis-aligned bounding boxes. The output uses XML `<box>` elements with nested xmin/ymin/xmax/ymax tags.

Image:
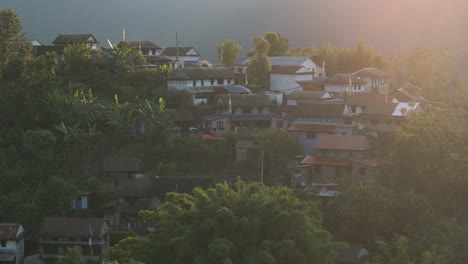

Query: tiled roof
<box><xmin>345</xmin><ymin>93</ymin><xmax>396</xmax><ymax>106</ymax></box>
<box><xmin>301</xmin><ymin>156</ymin><xmax>353</xmax><ymax>166</ymax></box>
<box><xmin>125</xmin><ymin>40</ymin><xmax>161</xmax><ymax>50</ymax></box>
<box><xmin>288</xmin><ymin>124</ymin><xmax>336</xmax><ymax>132</ymax></box>
<box><xmin>286</xmin><ymin>103</ymin><xmax>346</xmax><ymax>118</ymax></box>
<box><xmin>217</xmin><ymin>94</ymin><xmax>271</xmax><ymax>107</ymax></box>
<box><xmin>287</xmin><ymin>91</ymin><xmax>334</xmax><ymax>100</ymax></box>
<box><xmin>324</xmin><ymin>74</ymin><xmax>366</xmax><ymax>85</ymax></box>
<box><xmin>315</xmin><ymin>135</ymin><xmax>371</xmax><ymax>151</ymax></box>
<box><xmin>168</xmin><ymin>67</ymin><xmax>234</xmax><ymax>80</ymax></box>
<box><xmin>352</xmin><ymin>67</ymin><xmax>389</xmax><ymax>77</ymax></box>
<box><xmin>0</xmin><ymin>223</ymin><xmax>22</xmax><ymax>240</ymax></box>
<box><xmin>40</xmin><ymin>217</ymin><xmax>108</xmax><ymax>238</ymax></box>
<box><xmin>52</xmin><ymin>34</ymin><xmax>97</xmax><ymax>44</ymax></box>
<box><xmin>162</xmin><ymin>47</ymin><xmax>199</xmax><ymax>57</ymax></box>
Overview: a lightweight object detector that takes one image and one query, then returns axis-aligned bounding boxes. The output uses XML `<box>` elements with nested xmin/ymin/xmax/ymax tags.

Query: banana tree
<box><xmin>105</xmin><ymin>94</ymin><xmax>133</xmax><ymax>144</ymax></box>
<box><xmin>138</xmin><ymin>98</ymin><xmax>170</xmax><ymax>145</ymax></box>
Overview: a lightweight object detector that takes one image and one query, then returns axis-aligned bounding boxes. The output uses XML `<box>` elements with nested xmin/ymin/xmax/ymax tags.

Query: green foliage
<box><xmin>57</xmin><ymin>246</ymin><xmax>86</xmax><ymax>264</ymax></box>
<box><xmin>109</xmin><ymin>237</ymin><xmax>151</xmax><ymax>264</ymax></box>
<box><xmin>22</xmin><ymin>129</ymin><xmax>57</xmax><ymax>160</ymax></box>
<box><xmin>246</xmin><ymin>54</ymin><xmax>271</xmax><ymax>87</ymax></box>
<box><xmin>0</xmin><ymin>8</ymin><xmax>31</xmax><ymax>83</ymax></box>
<box><xmin>217</xmin><ymin>39</ymin><xmax>241</xmax><ymax>67</ymax></box>
<box><xmin>248</xmin><ymin>32</ymin><xmax>288</xmax><ymax>56</ymax></box>
<box><xmin>141</xmin><ymin>182</ymin><xmax>337</xmax><ymax>264</ymax></box>
<box><xmin>110</xmin><ymin>231</ymin><xmax>136</xmax><ymax>246</ymax></box>
<box><xmin>104</xmin><ymin>41</ymin><xmax>146</xmax><ymax>73</ymax></box>
<box><xmin>64</xmin><ymin>42</ymin><xmax>98</xmax><ymax>81</ymax></box>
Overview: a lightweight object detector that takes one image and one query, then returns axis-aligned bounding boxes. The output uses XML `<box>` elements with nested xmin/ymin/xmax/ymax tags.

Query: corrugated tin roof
<box><xmin>352</xmin><ymin>67</ymin><xmax>389</xmax><ymax>77</ymax></box>
<box><xmin>270</xmin><ymin>65</ymin><xmax>305</xmax><ymax>74</ymax></box>
<box><xmin>229</xmin><ymin>114</ymin><xmax>272</xmax><ymax>121</ymax></box>
<box><xmin>285</xmin><ymin>102</ymin><xmax>346</xmax><ymax>118</ymax></box>
<box><xmin>287</xmin><ymin>91</ymin><xmax>334</xmax><ymax>100</ymax></box>
<box><xmin>186</xmin><ymin>87</ymin><xmax>216</xmax><ymax>93</ymax></box>
<box><xmin>268</xmin><ymin>56</ymin><xmax>309</xmax><ymax>66</ymax></box>
<box><xmin>217</xmin><ymin>94</ymin><xmax>271</xmax><ymax>107</ymax></box>
<box><xmin>162</xmin><ymin>47</ymin><xmax>199</xmax><ymax>57</ymax></box>
<box><xmin>221</xmin><ymin>85</ymin><xmax>252</xmax><ymax>94</ymax></box>
<box><xmin>201</xmin><ymin>113</ymin><xmax>227</xmax><ymax>121</ymax></box>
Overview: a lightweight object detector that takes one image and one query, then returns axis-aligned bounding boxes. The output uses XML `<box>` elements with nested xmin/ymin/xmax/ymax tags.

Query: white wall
<box><xmin>168</xmin><ymin>80</ymin><xmax>190</xmax><ymax>90</ymax></box>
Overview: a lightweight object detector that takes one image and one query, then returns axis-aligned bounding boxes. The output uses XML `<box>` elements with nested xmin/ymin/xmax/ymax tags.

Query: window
<box><xmin>211</xmin><ymin>79</ymin><xmax>215</xmax><ymax>85</ymax></box>
<box><xmin>201</xmin><ymin>80</ymin><xmax>205</xmax><ymax>86</ymax></box>
<box><xmin>216</xmin><ymin>121</ymin><xmax>224</xmax><ymax>129</ymax></box>
<box><xmin>276</xmin><ymin>121</ymin><xmax>284</xmax><ymax>128</ymax></box>
<box><xmin>306</xmin><ymin>132</ymin><xmax>316</xmax><ymax>139</ymax></box>
<box><xmin>1</xmin><ymin>240</ymin><xmax>7</xmax><ymax>247</ymax></box>
<box><xmin>359</xmin><ymin>168</ymin><xmax>366</xmax><ymax>176</ymax></box>
<box><xmin>315</xmin><ymin>165</ymin><xmax>322</xmax><ymax>174</ymax></box>
<box><xmin>192</xmin><ymin>80</ymin><xmax>196</xmax><ymax>86</ymax></box>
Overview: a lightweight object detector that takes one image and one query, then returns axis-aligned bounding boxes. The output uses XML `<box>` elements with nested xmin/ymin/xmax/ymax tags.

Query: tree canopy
<box><xmin>217</xmin><ymin>39</ymin><xmax>241</xmax><ymax>67</ymax></box>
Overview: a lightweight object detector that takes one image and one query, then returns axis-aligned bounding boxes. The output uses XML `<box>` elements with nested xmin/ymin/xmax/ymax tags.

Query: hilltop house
<box><xmin>35</xmin><ymin>34</ymin><xmax>99</xmax><ymax>58</ymax></box>
<box><xmin>39</xmin><ymin>217</ymin><xmax>110</xmax><ymax>263</ymax></box>
<box><xmin>285</xmin><ymin>102</ymin><xmax>352</xmax><ymax>155</ymax></box>
<box><xmin>123</xmin><ymin>40</ymin><xmax>173</xmax><ymax>66</ymax></box>
<box><xmin>167</xmin><ymin>67</ymin><xmax>235</xmax><ymax>90</ymax></box>
<box><xmin>201</xmin><ymin>94</ymin><xmax>288</xmax><ymax>136</ymax></box>
<box><xmin>233</xmin><ymin>56</ymin><xmax>325</xmax><ymax>93</ymax></box>
<box><xmin>0</xmin><ymin>223</ymin><xmax>24</xmax><ymax>264</ymax></box>
<box><xmin>162</xmin><ymin>47</ymin><xmax>200</xmax><ymax>67</ymax></box>
<box><xmin>352</xmin><ymin>68</ymin><xmax>389</xmax><ymax>93</ymax></box>
<box><xmin>324</xmin><ymin>74</ymin><xmax>367</xmax><ymax>95</ymax></box>
<box><xmin>291</xmin><ymin>135</ymin><xmax>381</xmax><ymax>189</ymax></box>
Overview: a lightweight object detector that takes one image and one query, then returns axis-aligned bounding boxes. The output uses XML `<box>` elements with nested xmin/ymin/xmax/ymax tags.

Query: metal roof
<box><xmin>201</xmin><ymin>113</ymin><xmax>227</xmax><ymax>121</ymax></box>
<box><xmin>229</xmin><ymin>114</ymin><xmax>272</xmax><ymax>121</ymax></box>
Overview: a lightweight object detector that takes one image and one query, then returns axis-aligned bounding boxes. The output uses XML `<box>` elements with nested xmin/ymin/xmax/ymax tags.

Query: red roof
<box><xmin>203</xmin><ymin>134</ymin><xmax>216</xmax><ymax>139</ymax></box>
<box><xmin>301</xmin><ymin>156</ymin><xmax>353</xmax><ymax>166</ymax></box>
<box><xmin>351</xmin><ymin>157</ymin><xmax>383</xmax><ymax>167</ymax></box>
<box><xmin>315</xmin><ymin>135</ymin><xmax>372</xmax><ymax>151</ymax></box>
<box><xmin>288</xmin><ymin>124</ymin><xmax>337</xmax><ymax>132</ymax></box>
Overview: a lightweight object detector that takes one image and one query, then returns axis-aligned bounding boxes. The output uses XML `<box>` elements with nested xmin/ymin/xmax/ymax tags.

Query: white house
<box><xmin>162</xmin><ymin>47</ymin><xmax>200</xmax><ymax>67</ymax></box>
<box><xmin>352</xmin><ymin>68</ymin><xmax>390</xmax><ymax>93</ymax></box>
<box><xmin>324</xmin><ymin>74</ymin><xmax>367</xmax><ymax>95</ymax></box>
<box><xmin>167</xmin><ymin>67</ymin><xmax>235</xmax><ymax>90</ymax></box>
<box><xmin>0</xmin><ymin>223</ymin><xmax>24</xmax><ymax>264</ymax></box>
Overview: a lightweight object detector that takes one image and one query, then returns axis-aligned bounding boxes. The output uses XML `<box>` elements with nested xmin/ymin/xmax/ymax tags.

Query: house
<box><xmin>285</xmin><ymin>91</ymin><xmax>336</xmax><ymax>106</ymax></box>
<box><xmin>34</xmin><ymin>34</ymin><xmax>99</xmax><ymax>58</ymax></box>
<box><xmin>295</xmin><ymin>78</ymin><xmax>327</xmax><ymax>91</ymax></box>
<box><xmin>102</xmin><ymin>157</ymin><xmax>144</xmax><ymax>192</ymax></box>
<box><xmin>39</xmin><ymin>217</ymin><xmax>110</xmax><ymax>263</ymax></box>
<box><xmin>233</xmin><ymin>56</ymin><xmax>325</xmax><ymax>92</ymax></box>
<box><xmin>234</xmin><ymin>127</ymin><xmax>265</xmax><ymax>163</ymax></box>
<box><xmin>324</xmin><ymin>74</ymin><xmax>367</xmax><ymax>95</ymax></box>
<box><xmin>0</xmin><ymin>223</ymin><xmax>24</xmax><ymax>264</ymax></box>
<box><xmin>201</xmin><ymin>94</ymin><xmax>288</xmax><ymax>136</ymax></box>
<box><xmin>167</xmin><ymin>67</ymin><xmax>235</xmax><ymax>91</ymax></box>
<box><xmin>72</xmin><ymin>192</ymin><xmax>89</xmax><ymax>217</ymax></box>
<box><xmin>52</xmin><ymin>34</ymin><xmax>99</xmax><ymax>49</ymax></box>
<box><xmin>291</xmin><ymin>135</ymin><xmax>381</xmax><ymax>189</ymax></box>
<box><xmin>126</xmin><ymin>40</ymin><xmax>162</xmax><ymax>56</ymax></box>
<box><xmin>335</xmin><ymin>244</ymin><xmax>369</xmax><ymax>264</ymax></box>
<box><xmin>96</xmin><ymin>176</ymin><xmax>213</xmax><ymax>233</ymax></box>
<box><xmin>268</xmin><ymin>57</ymin><xmax>325</xmax><ymax>94</ymax></box>
<box><xmin>345</xmin><ymin>93</ymin><xmax>398</xmax><ymax>116</ymax></box>
<box><xmin>161</xmin><ymin>47</ymin><xmax>200</xmax><ymax>67</ymax></box>
<box><xmin>185</xmin><ymin>85</ymin><xmax>251</xmax><ymax>105</ymax></box>
<box><xmin>166</xmin><ymin>108</ymin><xmax>198</xmax><ymax>134</ymax></box>
<box><xmin>393</xmin><ymin>83</ymin><xmax>442</xmax><ymax>106</ymax></box>
<box><xmin>284</xmin><ymin>103</ymin><xmax>353</xmax><ymax>155</ymax></box>
<box><xmin>352</xmin><ymin>68</ymin><xmax>389</xmax><ymax>93</ymax></box>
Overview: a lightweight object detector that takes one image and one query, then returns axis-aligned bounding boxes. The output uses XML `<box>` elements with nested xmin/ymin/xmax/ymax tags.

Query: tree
<box><xmin>138</xmin><ymin>98</ymin><xmax>169</xmax><ymax>145</ymax></box>
<box><xmin>246</xmin><ymin>55</ymin><xmax>271</xmax><ymax>87</ymax></box>
<box><xmin>139</xmin><ymin>181</ymin><xmax>337</xmax><ymax>264</ymax></box>
<box><xmin>109</xmin><ymin>237</ymin><xmax>151</xmax><ymax>264</ymax></box>
<box><xmin>263</xmin><ymin>32</ymin><xmax>289</xmax><ymax>56</ymax></box>
<box><xmin>104</xmin><ymin>41</ymin><xmax>146</xmax><ymax>73</ymax></box>
<box><xmin>57</xmin><ymin>246</ymin><xmax>86</xmax><ymax>264</ymax></box>
<box><xmin>0</xmin><ymin>8</ymin><xmax>30</xmax><ymax>83</ymax></box>
<box><xmin>22</xmin><ymin>129</ymin><xmax>57</xmax><ymax>160</ymax></box>
<box><xmin>217</xmin><ymin>39</ymin><xmax>241</xmax><ymax>67</ymax></box>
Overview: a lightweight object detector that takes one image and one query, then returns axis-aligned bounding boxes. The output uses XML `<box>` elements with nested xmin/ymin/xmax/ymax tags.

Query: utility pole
<box><xmin>175</xmin><ymin>32</ymin><xmax>179</xmax><ymax>65</ymax></box>
<box><xmin>260</xmin><ymin>151</ymin><xmax>264</xmax><ymax>183</ymax></box>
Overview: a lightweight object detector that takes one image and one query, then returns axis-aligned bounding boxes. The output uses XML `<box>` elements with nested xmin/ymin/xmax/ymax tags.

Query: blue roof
<box><xmin>229</xmin><ymin>114</ymin><xmax>272</xmax><ymax>121</ymax></box>
<box><xmin>201</xmin><ymin>114</ymin><xmax>227</xmax><ymax>121</ymax></box>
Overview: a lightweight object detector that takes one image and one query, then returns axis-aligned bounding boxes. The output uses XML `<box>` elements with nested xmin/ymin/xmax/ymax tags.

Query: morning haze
<box><xmin>2</xmin><ymin>0</ymin><xmax>467</xmax><ymax>60</ymax></box>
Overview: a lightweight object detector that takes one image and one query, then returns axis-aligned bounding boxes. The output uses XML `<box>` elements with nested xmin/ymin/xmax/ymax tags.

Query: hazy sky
<box><xmin>1</xmin><ymin>0</ymin><xmax>466</xmax><ymax>61</ymax></box>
